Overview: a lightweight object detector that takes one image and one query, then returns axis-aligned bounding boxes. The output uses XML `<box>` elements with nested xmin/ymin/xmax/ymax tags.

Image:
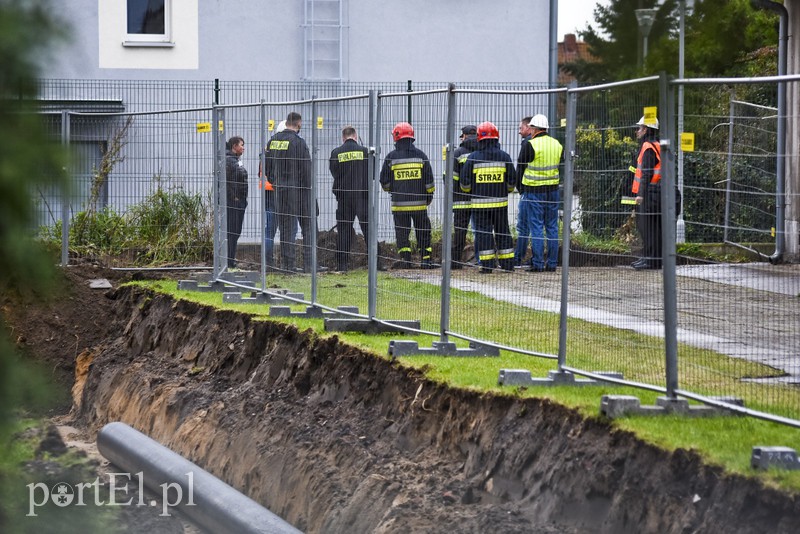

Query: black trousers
<box><xmin>473</xmin><ymin>207</ymin><xmax>513</xmax><ymax>269</ymax></box>
<box><xmin>636</xmin><ymin>205</ymin><xmax>662</xmax><ymax>265</ymax></box>
<box><xmin>335</xmin><ymin>191</ymin><xmax>369</xmax><ymax>270</ymax></box>
<box><xmin>226</xmin><ymin>201</ymin><xmax>246</xmax><ymax>267</ymax></box>
<box><xmin>276</xmin><ymin>186</ymin><xmax>314</xmax><ymax>272</ymax></box>
<box><xmin>452</xmin><ymin>207</ymin><xmax>471</xmax><ymax>263</ymax></box>
<box><xmin>392</xmin><ymin>209</ymin><xmax>432</xmax><ymax>260</ymax></box>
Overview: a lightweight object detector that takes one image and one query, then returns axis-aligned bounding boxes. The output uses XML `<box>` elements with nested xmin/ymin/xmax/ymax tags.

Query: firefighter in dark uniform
<box><xmin>380</xmin><ymin>122</ymin><xmax>436</xmax><ymax>269</ymax></box>
<box><xmin>264</xmin><ymin>111</ymin><xmax>315</xmax><ymax>273</ymax></box>
<box><xmin>449</xmin><ymin>125</ymin><xmax>479</xmax><ymax>269</ymax></box>
<box><xmin>225</xmin><ymin>136</ymin><xmax>248</xmax><ymax>268</ymax></box>
<box><xmin>459</xmin><ymin>121</ymin><xmax>516</xmax><ymax>273</ymax></box>
<box><xmin>631</xmin><ymin>116</ymin><xmax>662</xmax><ymax>270</ymax></box>
<box><xmin>329</xmin><ymin>125</ymin><xmax>369</xmax><ymax>272</ymax></box>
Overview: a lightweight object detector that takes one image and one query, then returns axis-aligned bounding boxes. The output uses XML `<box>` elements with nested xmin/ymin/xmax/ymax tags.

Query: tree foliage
<box><xmin>1</xmin><ymin>1</ymin><xmax>69</xmax><ymax>529</ymax></box>
<box><xmin>564</xmin><ymin>0</ymin><xmax>779</xmax><ymax>83</ymax></box>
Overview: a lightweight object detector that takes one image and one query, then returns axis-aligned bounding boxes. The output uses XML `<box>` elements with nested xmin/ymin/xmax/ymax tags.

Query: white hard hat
<box><xmin>529</xmin><ymin>114</ymin><xmax>549</xmax><ymax>129</ymax></box>
<box><xmin>636</xmin><ymin>116</ymin><xmax>659</xmax><ymax>129</ymax></box>
<box><xmin>276</xmin><ymin>120</ymin><xmax>287</xmax><ymax>133</ymax></box>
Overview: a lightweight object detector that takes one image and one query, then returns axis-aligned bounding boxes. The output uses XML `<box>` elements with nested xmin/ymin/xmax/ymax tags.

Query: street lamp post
<box><xmin>635</xmin><ymin>8</ymin><xmax>658</xmax><ymax>69</ymax></box>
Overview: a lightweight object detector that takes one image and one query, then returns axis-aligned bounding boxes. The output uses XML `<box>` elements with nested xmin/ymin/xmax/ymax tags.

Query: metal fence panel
<box><xmin>29</xmin><ymin>77</ymin><xmax>800</xmax><ymax>427</ymax></box>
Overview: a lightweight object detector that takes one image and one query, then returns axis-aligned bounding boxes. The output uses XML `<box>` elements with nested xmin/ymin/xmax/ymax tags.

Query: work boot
<box><xmin>421</xmin><ymin>259</ymin><xmax>436</xmax><ymax>269</ymax></box>
<box><xmin>396</xmin><ymin>251</ymin><xmax>412</xmax><ymax>269</ymax></box>
<box><xmin>450</xmin><ymin>261</ymin><xmax>463</xmax><ymax>270</ymax></box>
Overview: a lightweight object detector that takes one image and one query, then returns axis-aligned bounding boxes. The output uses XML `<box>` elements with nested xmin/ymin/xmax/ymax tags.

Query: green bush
<box><xmin>574</xmin><ymin>124</ymin><xmax>638</xmax><ymax>238</ymax></box>
<box><xmin>39</xmin><ymin>183</ymin><xmax>213</xmax><ymax>266</ymax></box>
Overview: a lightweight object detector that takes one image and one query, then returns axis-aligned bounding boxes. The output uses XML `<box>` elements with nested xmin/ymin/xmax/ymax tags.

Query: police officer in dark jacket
<box><xmin>380</xmin><ymin>122</ymin><xmax>435</xmax><ymax>269</ymax></box>
<box><xmin>225</xmin><ymin>136</ymin><xmax>248</xmax><ymax>268</ymax></box>
<box><xmin>460</xmin><ymin>122</ymin><xmax>516</xmax><ymax>273</ymax></box>
<box><xmin>450</xmin><ymin>125</ymin><xmax>479</xmax><ymax>269</ymax></box>
<box><xmin>265</xmin><ymin>111</ymin><xmax>315</xmax><ymax>273</ymax></box>
<box><xmin>329</xmin><ymin>125</ymin><xmax>369</xmax><ymax>272</ymax></box>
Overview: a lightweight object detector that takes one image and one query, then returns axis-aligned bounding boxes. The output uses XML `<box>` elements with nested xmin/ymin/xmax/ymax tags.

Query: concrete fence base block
<box><xmin>601</xmin><ymin>394</ymin><xmax>747</xmax><ymax>419</ymax></box>
<box><xmin>324</xmin><ymin>318</ymin><xmax>420</xmax><ymax>334</ymax></box>
<box><xmin>751</xmin><ymin>446</ymin><xmax>800</xmax><ymax>470</ymax></box>
<box><xmin>178</xmin><ymin>279</ymin><xmax>256</xmax><ymax>292</ymax></box>
<box><xmin>222</xmin><ymin>291</ymin><xmax>305</xmax><ymax>305</ymax></box>
<box><xmin>269</xmin><ymin>305</ymin><xmax>359</xmax><ymax>318</ymax></box>
<box><xmin>498</xmin><ymin>369</ymin><xmax>624</xmax><ymax>387</ymax></box>
<box><xmin>195</xmin><ymin>271</ymin><xmax>261</xmax><ymax>284</ymax></box>
<box><xmin>388</xmin><ymin>340</ymin><xmax>499</xmax><ymax>358</ymax></box>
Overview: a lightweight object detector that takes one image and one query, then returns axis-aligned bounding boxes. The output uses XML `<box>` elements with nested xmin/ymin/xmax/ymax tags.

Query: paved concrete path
<box><xmin>407</xmin><ymin>262</ymin><xmax>800</xmax><ymax>382</ymax></box>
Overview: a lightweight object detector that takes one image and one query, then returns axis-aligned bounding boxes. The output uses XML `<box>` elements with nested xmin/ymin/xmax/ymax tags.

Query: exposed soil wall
<box><xmin>73</xmin><ymin>285</ymin><xmax>800</xmax><ymax>533</ymax></box>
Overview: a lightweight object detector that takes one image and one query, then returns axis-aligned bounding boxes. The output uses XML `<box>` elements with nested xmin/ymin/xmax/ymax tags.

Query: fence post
<box><xmin>406</xmin><ymin>80</ymin><xmax>412</xmax><ymax>124</ymax></box>
<box><xmin>310</xmin><ymin>97</ymin><xmax>319</xmax><ymax>302</ymax></box>
<box><xmin>439</xmin><ymin>83</ymin><xmax>456</xmax><ymax>343</ymax></box>
<box><xmin>723</xmin><ymin>93</ymin><xmax>735</xmax><ymax>243</ymax></box>
<box><xmin>60</xmin><ymin>110</ymin><xmax>70</xmax><ymax>267</ymax></box>
<box><xmin>367</xmin><ymin>90</ymin><xmax>378</xmax><ymax>319</ymax></box>
<box><xmin>371</xmin><ymin>93</ymin><xmax>384</xmax><ymax>320</ymax></box>
<box><xmin>660</xmin><ymin>72</ymin><xmax>680</xmax><ymax>398</ymax></box>
<box><xmin>259</xmin><ymin>100</ymin><xmax>267</xmax><ymax>289</ymax></box>
<box><xmin>212</xmin><ymin>105</ymin><xmax>226</xmax><ymax>279</ymax></box>
<box><xmin>557</xmin><ymin>83</ymin><xmax>578</xmax><ymax>370</ymax></box>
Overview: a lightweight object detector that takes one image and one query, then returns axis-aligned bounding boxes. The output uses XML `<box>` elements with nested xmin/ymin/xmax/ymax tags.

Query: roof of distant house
<box><xmin>558</xmin><ymin>33</ymin><xmax>596</xmax><ymax>85</ymax></box>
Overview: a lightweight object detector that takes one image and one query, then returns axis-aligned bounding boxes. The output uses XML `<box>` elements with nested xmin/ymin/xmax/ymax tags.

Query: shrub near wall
<box><xmin>574</xmin><ymin>125</ymin><xmax>638</xmax><ymax>238</ymax></box>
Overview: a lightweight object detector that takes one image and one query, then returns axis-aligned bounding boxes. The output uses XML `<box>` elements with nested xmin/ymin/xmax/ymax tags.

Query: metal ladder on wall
<box><xmin>303</xmin><ymin>0</ymin><xmax>345</xmax><ymax>81</ymax></box>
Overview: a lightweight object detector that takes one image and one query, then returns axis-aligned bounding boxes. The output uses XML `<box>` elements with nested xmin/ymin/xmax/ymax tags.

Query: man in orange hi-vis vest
<box><xmin>631</xmin><ymin>116</ymin><xmax>662</xmax><ymax>270</ymax></box>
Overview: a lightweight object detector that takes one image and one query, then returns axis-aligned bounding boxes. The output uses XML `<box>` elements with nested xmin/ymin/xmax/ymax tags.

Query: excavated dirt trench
<box><xmin>65</xmin><ymin>283</ymin><xmax>800</xmax><ymax>533</ymax></box>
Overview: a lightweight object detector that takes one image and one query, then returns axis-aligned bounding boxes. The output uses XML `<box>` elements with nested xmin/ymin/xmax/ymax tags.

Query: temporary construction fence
<box><xmin>38</xmin><ymin>74</ymin><xmax>799</xmax><ymax>429</ymax></box>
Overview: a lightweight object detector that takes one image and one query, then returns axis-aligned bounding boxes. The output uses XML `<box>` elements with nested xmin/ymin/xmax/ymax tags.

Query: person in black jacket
<box><xmin>449</xmin><ymin>125</ymin><xmax>478</xmax><ymax>269</ymax></box>
<box><xmin>259</xmin><ymin>120</ymin><xmax>287</xmax><ymax>271</ymax></box>
<box><xmin>460</xmin><ymin>122</ymin><xmax>516</xmax><ymax>273</ymax></box>
<box><xmin>514</xmin><ymin>116</ymin><xmax>533</xmax><ymax>267</ymax></box>
<box><xmin>329</xmin><ymin>125</ymin><xmax>369</xmax><ymax>272</ymax></box>
<box><xmin>265</xmin><ymin>111</ymin><xmax>315</xmax><ymax>273</ymax></box>
<box><xmin>380</xmin><ymin>122</ymin><xmax>435</xmax><ymax>269</ymax></box>
<box><xmin>225</xmin><ymin>136</ymin><xmax>248</xmax><ymax>268</ymax></box>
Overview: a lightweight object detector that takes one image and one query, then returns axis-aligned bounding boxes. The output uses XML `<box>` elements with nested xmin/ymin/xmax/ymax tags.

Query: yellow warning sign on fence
<box><xmin>317</xmin><ymin>116</ymin><xmax>324</xmax><ymax>129</ymax></box>
<box><xmin>268</xmin><ymin>119</ymin><xmax>275</xmax><ymax>131</ymax></box>
<box><xmin>196</xmin><ymin>122</ymin><xmax>211</xmax><ymax>133</ymax></box>
<box><xmin>681</xmin><ymin>132</ymin><xmax>695</xmax><ymax>152</ymax></box>
<box><xmin>643</xmin><ymin>106</ymin><xmax>658</xmax><ymax>125</ymax></box>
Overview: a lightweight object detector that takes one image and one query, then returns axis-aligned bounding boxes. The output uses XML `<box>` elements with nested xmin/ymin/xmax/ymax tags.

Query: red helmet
<box><xmin>392</xmin><ymin>122</ymin><xmax>415</xmax><ymax>142</ymax></box>
<box><xmin>477</xmin><ymin>121</ymin><xmax>499</xmax><ymax>141</ymax></box>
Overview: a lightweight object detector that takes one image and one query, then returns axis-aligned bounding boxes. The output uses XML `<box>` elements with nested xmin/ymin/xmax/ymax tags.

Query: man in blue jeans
<box><xmin>516</xmin><ymin>114</ymin><xmax>563</xmax><ymax>272</ymax></box>
<box><xmin>514</xmin><ymin>116</ymin><xmax>533</xmax><ymax>267</ymax></box>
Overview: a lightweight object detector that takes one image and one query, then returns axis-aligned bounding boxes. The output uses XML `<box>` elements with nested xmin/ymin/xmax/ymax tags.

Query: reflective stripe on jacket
<box><xmin>521</xmin><ymin>134</ymin><xmax>563</xmax><ymax>188</ymax></box>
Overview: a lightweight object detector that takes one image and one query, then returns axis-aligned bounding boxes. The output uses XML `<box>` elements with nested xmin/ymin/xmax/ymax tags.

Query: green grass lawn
<box><xmin>141</xmin><ymin>273</ymin><xmax>800</xmax><ymax>492</ymax></box>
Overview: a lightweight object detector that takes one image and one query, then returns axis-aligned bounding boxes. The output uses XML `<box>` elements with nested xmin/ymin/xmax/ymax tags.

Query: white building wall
<box><xmin>347</xmin><ymin>0</ymin><xmax>544</xmax><ymax>82</ymax></box>
<box><xmin>45</xmin><ymin>0</ymin><xmax>548</xmax><ymax>83</ymax></box>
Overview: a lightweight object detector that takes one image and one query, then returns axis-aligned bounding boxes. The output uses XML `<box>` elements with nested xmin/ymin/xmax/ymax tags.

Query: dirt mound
<box><xmin>64</xmin><ymin>284</ymin><xmax>800</xmax><ymax>533</ymax></box>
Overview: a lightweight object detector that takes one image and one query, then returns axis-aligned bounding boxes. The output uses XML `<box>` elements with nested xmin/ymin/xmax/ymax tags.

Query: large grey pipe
<box><xmin>97</xmin><ymin>422</ymin><xmax>302</xmax><ymax>534</ymax></box>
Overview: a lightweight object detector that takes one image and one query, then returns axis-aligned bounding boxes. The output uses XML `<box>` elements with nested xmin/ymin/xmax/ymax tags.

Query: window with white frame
<box><xmin>126</xmin><ymin>0</ymin><xmax>171</xmax><ymax>44</ymax></box>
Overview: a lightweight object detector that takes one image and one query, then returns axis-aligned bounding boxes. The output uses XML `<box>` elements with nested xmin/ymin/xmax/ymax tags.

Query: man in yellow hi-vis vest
<box><xmin>516</xmin><ymin>114</ymin><xmax>563</xmax><ymax>272</ymax></box>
